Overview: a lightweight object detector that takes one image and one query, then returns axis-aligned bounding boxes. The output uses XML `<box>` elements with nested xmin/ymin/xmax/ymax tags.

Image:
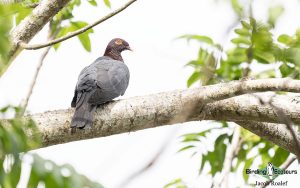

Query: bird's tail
<box><xmin>71</xmin><ymin>92</ymin><xmax>96</xmax><ymax>130</ymax></box>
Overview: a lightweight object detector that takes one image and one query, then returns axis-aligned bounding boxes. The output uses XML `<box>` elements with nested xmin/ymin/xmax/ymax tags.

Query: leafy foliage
<box><xmin>0</xmin><ymin>3</ymin><xmax>30</xmax><ymax>75</ymax></box>
<box><xmin>183</xmin><ymin>17</ymin><xmax>300</xmax><ymax>86</ymax></box>
<box><xmin>53</xmin><ymin>21</ymin><xmax>94</xmax><ymax>52</ymax></box>
<box><xmin>179</xmin><ymin>35</ymin><xmax>221</xmax><ymax>86</ymax></box>
<box><xmin>0</xmin><ymin>0</ymin><xmax>112</xmax><ymax>76</ymax></box>
<box><xmin>178</xmin><ymin>122</ymin><xmax>229</xmax><ymax>175</ymax></box>
<box><xmin>51</xmin><ymin>0</ymin><xmax>94</xmax><ymax>51</ymax></box>
<box><xmin>175</xmin><ymin>1</ymin><xmax>297</xmax><ymax>186</ymax></box>
<box><xmin>50</xmin><ymin>0</ymin><xmax>111</xmax><ymax>51</ymax></box>
<box><xmin>27</xmin><ymin>154</ymin><xmax>103</xmax><ymax>188</ymax></box>
<box><xmin>0</xmin><ymin>1</ymin><xmax>115</xmax><ymax>186</ymax></box>
<box><xmin>0</xmin><ymin>106</ymin><xmax>103</xmax><ymax>188</ymax></box>
<box><xmin>200</xmin><ymin>133</ymin><xmax>228</xmax><ymax>176</ymax></box>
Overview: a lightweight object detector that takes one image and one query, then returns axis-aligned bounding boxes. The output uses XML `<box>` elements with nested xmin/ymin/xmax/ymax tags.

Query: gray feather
<box><xmin>71</xmin><ymin>56</ymin><xmax>130</xmax><ymax>129</ymax></box>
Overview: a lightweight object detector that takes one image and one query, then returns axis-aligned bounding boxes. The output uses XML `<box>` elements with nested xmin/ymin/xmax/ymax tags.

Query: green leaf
<box><xmin>279</xmin><ymin>63</ymin><xmax>294</xmax><ymax>77</ymax></box>
<box><xmin>231</xmin><ymin>0</ymin><xmax>243</xmax><ymax>17</ymax></box>
<box><xmin>254</xmin><ymin>50</ymin><xmax>275</xmax><ymax>64</ymax></box>
<box><xmin>179</xmin><ymin>34</ymin><xmax>214</xmax><ymax>45</ymax></box>
<box><xmin>231</xmin><ymin>38</ymin><xmax>251</xmax><ymax>45</ymax></box>
<box><xmin>177</xmin><ymin>145</ymin><xmax>196</xmax><ymax>153</ymax></box>
<box><xmin>185</xmin><ymin>60</ymin><xmax>199</xmax><ymax>67</ymax></box>
<box><xmin>186</xmin><ymin>48</ymin><xmax>217</xmax><ymax>86</ymax></box>
<box><xmin>28</xmin><ymin>155</ymin><xmax>104</xmax><ymax>188</ymax></box>
<box><xmin>243</xmin><ymin>156</ymin><xmax>256</xmax><ymax>182</ymax></box>
<box><xmin>53</xmin><ymin>27</ymin><xmax>69</xmax><ymax>50</ymax></box>
<box><xmin>187</xmin><ymin>72</ymin><xmax>200</xmax><ymax>87</ymax></box>
<box><xmin>217</xmin><ymin>59</ymin><xmax>243</xmax><ymax>80</ymax></box>
<box><xmin>210</xmin><ymin>134</ymin><xmax>227</xmax><ymax>175</ymax></box>
<box><xmin>181</xmin><ymin>133</ymin><xmax>200</xmax><ymax>142</ymax></box>
<box><xmin>258</xmin><ymin>142</ymin><xmax>273</xmax><ymax>169</ymax></box>
<box><xmin>164</xmin><ymin>178</ymin><xmax>187</xmax><ymax>188</ymax></box>
<box><xmin>199</xmin><ymin>134</ymin><xmax>228</xmax><ymax>176</ymax></box>
<box><xmin>103</xmin><ymin>0</ymin><xmax>111</xmax><ymax>8</ymax></box>
<box><xmin>78</xmin><ymin>33</ymin><xmax>92</xmax><ymax>52</ymax></box>
<box><xmin>0</xmin><ymin>4</ymin><xmax>15</xmax><ymax>76</ymax></box>
<box><xmin>0</xmin><ymin>106</ymin><xmax>103</xmax><ymax>188</ymax></box>
<box><xmin>180</xmin><ymin>127</ymin><xmax>222</xmax><ymax>145</ymax></box>
<box><xmin>198</xmin><ymin>48</ymin><xmax>209</xmax><ymax>61</ymax></box>
<box><xmin>199</xmin><ymin>155</ymin><xmax>207</xmax><ymax>173</ymax></box>
<box><xmin>70</xmin><ymin>21</ymin><xmax>89</xmax><ymax>29</ymax></box>
<box><xmin>234</xmin><ymin>28</ymin><xmax>250</xmax><ymax>36</ymax></box>
<box><xmin>88</xmin><ymin>0</ymin><xmax>97</xmax><ymax>6</ymax></box>
<box><xmin>199</xmin><ymin>54</ymin><xmax>217</xmax><ymax>85</ymax></box>
<box><xmin>270</xmin><ymin>147</ymin><xmax>290</xmax><ymax>166</ymax></box>
<box><xmin>278</xmin><ymin>34</ymin><xmax>294</xmax><ymax>46</ymax></box>
<box><xmin>251</xmin><ymin>21</ymin><xmax>273</xmax><ymax>51</ymax></box>
<box><xmin>9</xmin><ymin>160</ymin><xmax>22</xmax><ymax>188</ymax></box>
<box><xmin>285</xmin><ymin>47</ymin><xmax>300</xmax><ymax>65</ymax></box>
<box><xmin>227</xmin><ymin>47</ymin><xmax>248</xmax><ymax>64</ymax></box>
<box><xmin>72</xmin><ymin>0</ymin><xmax>81</xmax><ymax>6</ymax></box>
<box><xmin>70</xmin><ymin>21</ymin><xmax>94</xmax><ymax>52</ymax></box>
<box><xmin>241</xmin><ymin>20</ymin><xmax>251</xmax><ymax>30</ymax></box>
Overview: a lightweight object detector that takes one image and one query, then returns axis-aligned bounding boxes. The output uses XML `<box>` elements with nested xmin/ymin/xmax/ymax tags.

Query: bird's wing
<box><xmin>71</xmin><ymin>63</ymin><xmax>97</xmax><ymax>108</ymax></box>
<box><xmin>75</xmin><ymin>57</ymin><xmax>111</xmax><ymax>92</ymax></box>
<box><xmin>88</xmin><ymin>60</ymin><xmax>130</xmax><ymax>104</ymax></box>
<box><xmin>107</xmin><ymin>61</ymin><xmax>130</xmax><ymax>96</ymax></box>
<box><xmin>71</xmin><ymin>88</ymin><xmax>77</xmax><ymax>107</ymax></box>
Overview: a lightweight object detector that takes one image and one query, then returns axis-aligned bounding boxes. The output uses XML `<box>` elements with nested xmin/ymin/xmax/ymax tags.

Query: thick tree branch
<box><xmin>8</xmin><ymin>0</ymin><xmax>71</xmax><ymax>62</ymax></box>
<box><xmin>24</xmin><ymin>78</ymin><xmax>300</xmax><ymax>156</ymax></box>
<box><xmin>263</xmin><ymin>96</ymin><xmax>300</xmax><ymax>154</ymax></box>
<box><xmin>19</xmin><ymin>0</ymin><xmax>137</xmax><ymax>50</ymax></box>
<box><xmin>237</xmin><ymin>121</ymin><xmax>300</xmax><ymax>157</ymax></box>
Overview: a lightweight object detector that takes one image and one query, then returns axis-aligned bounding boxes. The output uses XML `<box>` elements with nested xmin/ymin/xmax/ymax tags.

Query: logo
<box><xmin>245</xmin><ymin>162</ymin><xmax>297</xmax><ymax>186</ymax></box>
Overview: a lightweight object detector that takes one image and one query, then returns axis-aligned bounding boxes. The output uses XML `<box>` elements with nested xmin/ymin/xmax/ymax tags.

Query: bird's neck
<box><xmin>104</xmin><ymin>49</ymin><xmax>123</xmax><ymax>62</ymax></box>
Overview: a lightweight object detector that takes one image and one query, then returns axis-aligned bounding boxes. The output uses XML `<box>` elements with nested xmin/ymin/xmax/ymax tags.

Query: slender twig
<box><xmin>261</xmin><ymin>156</ymin><xmax>297</xmax><ymax>188</ymax></box>
<box><xmin>21</xmin><ymin>45</ymin><xmax>51</xmax><ymax>109</ymax></box>
<box><xmin>213</xmin><ymin>126</ymin><xmax>241</xmax><ymax>188</ymax></box>
<box><xmin>20</xmin><ymin>23</ymin><xmax>59</xmax><ymax>114</ymax></box>
<box><xmin>18</xmin><ymin>0</ymin><xmax>137</xmax><ymax>50</ymax></box>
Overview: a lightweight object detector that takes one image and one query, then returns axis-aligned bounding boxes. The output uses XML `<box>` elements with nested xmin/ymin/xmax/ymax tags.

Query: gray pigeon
<box><xmin>71</xmin><ymin>38</ymin><xmax>131</xmax><ymax>130</ymax></box>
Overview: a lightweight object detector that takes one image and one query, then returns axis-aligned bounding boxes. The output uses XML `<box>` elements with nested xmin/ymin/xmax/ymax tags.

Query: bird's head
<box><xmin>104</xmin><ymin>38</ymin><xmax>132</xmax><ymax>62</ymax></box>
<box><xmin>107</xmin><ymin>38</ymin><xmax>132</xmax><ymax>52</ymax></box>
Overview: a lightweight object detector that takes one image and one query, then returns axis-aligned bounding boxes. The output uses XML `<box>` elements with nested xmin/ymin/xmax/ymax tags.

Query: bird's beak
<box><xmin>126</xmin><ymin>46</ymin><xmax>133</xmax><ymax>51</ymax></box>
